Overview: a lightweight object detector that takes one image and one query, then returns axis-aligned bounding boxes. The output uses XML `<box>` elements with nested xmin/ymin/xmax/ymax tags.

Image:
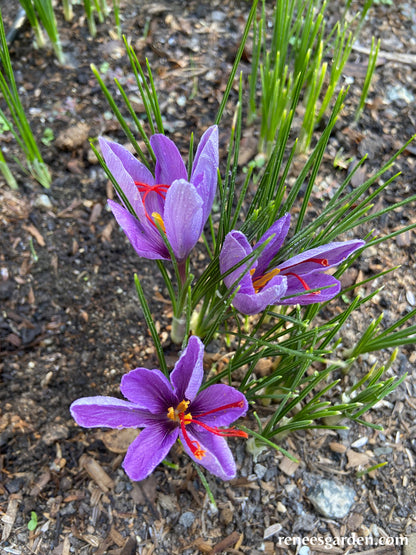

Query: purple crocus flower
<box><xmin>70</xmin><ymin>336</ymin><xmax>248</xmax><ymax>481</ymax></box>
<box><xmin>220</xmin><ymin>213</ymin><xmax>365</xmax><ymax>315</ymax></box>
<box><xmin>100</xmin><ymin>125</ymin><xmax>218</xmax><ymax>263</ymax></box>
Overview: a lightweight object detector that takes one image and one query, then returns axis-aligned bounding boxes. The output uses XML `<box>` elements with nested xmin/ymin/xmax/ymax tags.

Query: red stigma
<box><xmin>172</xmin><ymin>399</ymin><xmax>248</xmax><ymax>459</ymax></box>
<box><xmin>192</xmin><ymin>400</ymin><xmax>248</xmax><ymax>439</ymax></box>
<box><xmin>308</xmin><ymin>257</ymin><xmax>329</xmax><ymax>267</ymax></box>
<box><xmin>134</xmin><ymin>181</ymin><xmax>170</xmax><ymax>227</ymax></box>
<box><xmin>285</xmin><ymin>272</ymin><xmax>320</xmax><ymax>295</ymax></box>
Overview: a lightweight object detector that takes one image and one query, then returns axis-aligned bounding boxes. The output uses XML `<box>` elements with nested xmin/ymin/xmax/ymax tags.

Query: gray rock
<box><xmin>385</xmin><ymin>84</ymin><xmax>415</xmax><ymax>105</ymax></box>
<box><xmin>307</xmin><ymin>479</ymin><xmax>356</xmax><ymax>519</ymax></box>
<box><xmin>179</xmin><ymin>511</ymin><xmax>195</xmax><ymax>528</ymax></box>
<box><xmin>254</xmin><ymin>463</ymin><xmax>267</xmax><ymax>480</ymax></box>
<box><xmin>404</xmin><ymin>533</ymin><xmax>416</xmax><ymax>555</ymax></box>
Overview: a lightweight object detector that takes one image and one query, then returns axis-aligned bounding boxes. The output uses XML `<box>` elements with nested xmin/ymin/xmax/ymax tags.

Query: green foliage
<box><xmin>91</xmin><ymin>1</ymin><xmax>415</xmax><ymax>452</ymax></box>
<box><xmin>18</xmin><ymin>0</ymin><xmax>64</xmax><ymax>63</ymax></box>
<box><xmin>0</xmin><ymin>10</ymin><xmax>51</xmax><ymax>188</ymax></box>
<box><xmin>249</xmin><ymin>0</ymin><xmax>377</xmax><ymax>154</ymax></box>
<box><xmin>27</xmin><ymin>511</ymin><xmax>38</xmax><ymax>531</ymax></box>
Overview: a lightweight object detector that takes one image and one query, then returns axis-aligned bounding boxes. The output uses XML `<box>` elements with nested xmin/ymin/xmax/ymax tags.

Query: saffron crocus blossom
<box><xmin>100</xmin><ymin>126</ymin><xmax>218</xmax><ymax>264</ymax></box>
<box><xmin>220</xmin><ymin>213</ymin><xmax>365</xmax><ymax>315</ymax></box>
<box><xmin>70</xmin><ymin>336</ymin><xmax>248</xmax><ymax>481</ymax></box>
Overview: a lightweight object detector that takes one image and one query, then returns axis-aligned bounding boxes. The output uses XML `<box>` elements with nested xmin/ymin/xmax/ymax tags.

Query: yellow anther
<box><xmin>167</xmin><ymin>400</ymin><xmax>191</xmax><ymax>422</ymax></box>
<box><xmin>167</xmin><ymin>407</ymin><xmax>175</xmax><ymax>421</ymax></box>
<box><xmin>252</xmin><ymin>268</ymin><xmax>281</xmax><ymax>292</ymax></box>
<box><xmin>152</xmin><ymin>212</ymin><xmax>166</xmax><ymax>232</ymax></box>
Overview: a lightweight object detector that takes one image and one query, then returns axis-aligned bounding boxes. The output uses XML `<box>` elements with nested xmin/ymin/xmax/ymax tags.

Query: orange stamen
<box><xmin>252</xmin><ymin>267</ymin><xmax>281</xmax><ymax>293</ymax></box>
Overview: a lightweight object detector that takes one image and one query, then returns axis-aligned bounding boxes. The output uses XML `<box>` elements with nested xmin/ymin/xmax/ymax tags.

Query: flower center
<box><xmin>251</xmin><ymin>267</ymin><xmax>281</xmax><ymax>293</ymax></box>
<box><xmin>135</xmin><ymin>181</ymin><xmax>169</xmax><ymax>229</ymax></box>
<box><xmin>251</xmin><ymin>258</ymin><xmax>328</xmax><ymax>296</ymax></box>
<box><xmin>167</xmin><ymin>399</ymin><xmax>248</xmax><ymax>460</ymax></box>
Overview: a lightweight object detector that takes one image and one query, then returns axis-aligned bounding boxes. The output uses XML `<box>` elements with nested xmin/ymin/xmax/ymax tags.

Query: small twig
<box><xmin>352</xmin><ymin>42</ymin><xmax>416</xmax><ymax>65</ymax></box>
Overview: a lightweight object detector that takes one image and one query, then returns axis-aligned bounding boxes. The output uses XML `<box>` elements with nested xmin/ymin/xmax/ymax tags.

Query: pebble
<box><xmin>307</xmin><ymin>479</ymin><xmax>356</xmax><ymax>519</ymax></box>
<box><xmin>374</xmin><ymin>446</ymin><xmax>393</xmax><ymax>456</ymax></box>
<box><xmin>42</xmin><ymin>423</ymin><xmax>69</xmax><ymax>446</ymax></box>
<box><xmin>34</xmin><ymin>193</ymin><xmax>53</xmax><ymax>210</ymax></box>
<box><xmin>179</xmin><ymin>511</ymin><xmax>195</xmax><ymax>528</ymax></box>
<box><xmin>254</xmin><ymin>463</ymin><xmax>267</xmax><ymax>480</ymax></box>
<box><xmin>55</xmin><ymin>122</ymin><xmax>90</xmax><ymax>151</ymax></box>
<box><xmin>385</xmin><ymin>84</ymin><xmax>415</xmax><ymax>105</ymax></box>
<box><xmin>351</xmin><ymin>436</ymin><xmax>368</xmax><ymax>449</ymax></box>
<box><xmin>211</xmin><ymin>10</ymin><xmax>226</xmax><ymax>22</ymax></box>
<box><xmin>406</xmin><ymin>290</ymin><xmax>415</xmax><ymax>306</ymax></box>
<box><xmin>404</xmin><ymin>533</ymin><xmax>416</xmax><ymax>555</ymax></box>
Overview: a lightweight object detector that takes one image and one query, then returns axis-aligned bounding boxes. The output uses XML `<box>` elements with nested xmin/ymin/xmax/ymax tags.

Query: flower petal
<box><xmin>191</xmin><ymin>125</ymin><xmax>219</xmax><ymax>223</ymax></box>
<box><xmin>70</xmin><ymin>396</ymin><xmax>151</xmax><ymax>428</ymax></box>
<box><xmin>220</xmin><ymin>231</ymin><xmax>255</xmax><ymax>292</ymax></box>
<box><xmin>232</xmin><ymin>274</ymin><xmax>287</xmax><ymax>315</ymax></box>
<box><xmin>123</xmin><ymin>423</ymin><xmax>178</xmax><ymax>481</ymax></box>
<box><xmin>170</xmin><ymin>336</ymin><xmax>204</xmax><ymax>402</ymax></box>
<box><xmin>278</xmin><ymin>240</ymin><xmax>365</xmax><ymax>275</ymax></box>
<box><xmin>253</xmin><ymin>214</ymin><xmax>291</xmax><ymax>278</ymax></box>
<box><xmin>163</xmin><ymin>179</ymin><xmax>204</xmax><ymax>261</ymax></box>
<box><xmin>180</xmin><ymin>428</ymin><xmax>237</xmax><ymax>480</ymax></box>
<box><xmin>120</xmin><ymin>368</ymin><xmax>177</xmax><ymax>413</ymax></box>
<box><xmin>280</xmin><ymin>272</ymin><xmax>341</xmax><ymax>305</ymax></box>
<box><xmin>99</xmin><ymin>138</ymin><xmax>152</xmax><ymax>221</ymax></box>
<box><xmin>108</xmin><ymin>200</ymin><xmax>169</xmax><ymax>260</ymax></box>
<box><xmin>150</xmin><ymin>134</ymin><xmax>187</xmax><ymax>185</ymax></box>
<box><xmin>192</xmin><ymin>384</ymin><xmax>248</xmax><ymax>427</ymax></box>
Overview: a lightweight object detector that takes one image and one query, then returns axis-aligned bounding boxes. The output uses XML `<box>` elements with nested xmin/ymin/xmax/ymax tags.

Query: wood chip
<box><xmin>191</xmin><ymin>538</ymin><xmax>213</xmax><ymax>553</ymax></box>
<box><xmin>346</xmin><ymin>449</ymin><xmax>370</xmax><ymax>468</ymax></box>
<box><xmin>100</xmin><ymin>220</ymin><xmax>115</xmax><ymax>242</ymax></box>
<box><xmin>209</xmin><ymin>531</ymin><xmax>242</xmax><ymax>554</ymax></box>
<box><xmin>1</xmin><ymin>495</ymin><xmax>21</xmax><ymax>541</ymax></box>
<box><xmin>352</xmin><ymin>43</ymin><xmax>416</xmax><ymax>65</ymax></box>
<box><xmin>80</xmin><ymin>454</ymin><xmax>114</xmax><ymax>492</ymax></box>
<box><xmin>23</xmin><ymin>223</ymin><xmax>45</xmax><ymax>247</ymax></box>
<box><xmin>355</xmin><ymin>547</ymin><xmax>400</xmax><ymax>555</ymax></box>
<box><xmin>329</xmin><ymin>442</ymin><xmax>347</xmax><ymax>454</ymax></box>
<box><xmin>279</xmin><ymin>453</ymin><xmax>300</xmax><ymax>476</ymax></box>
<box><xmin>30</xmin><ymin>470</ymin><xmax>51</xmax><ymax>496</ymax></box>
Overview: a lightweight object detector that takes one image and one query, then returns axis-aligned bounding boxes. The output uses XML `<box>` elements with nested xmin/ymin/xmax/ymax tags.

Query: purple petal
<box><xmin>180</xmin><ymin>428</ymin><xmax>237</xmax><ymax>480</ymax></box>
<box><xmin>191</xmin><ymin>126</ymin><xmax>219</xmax><ymax>223</ymax></box>
<box><xmin>163</xmin><ymin>179</ymin><xmax>204</xmax><ymax>261</ymax></box>
<box><xmin>192</xmin><ymin>384</ymin><xmax>248</xmax><ymax>427</ymax></box>
<box><xmin>150</xmin><ymin>134</ymin><xmax>187</xmax><ymax>185</ymax></box>
<box><xmin>70</xmin><ymin>396</ymin><xmax>151</xmax><ymax>428</ymax></box>
<box><xmin>123</xmin><ymin>423</ymin><xmax>178</xmax><ymax>481</ymax></box>
<box><xmin>232</xmin><ymin>274</ymin><xmax>287</xmax><ymax>315</ymax></box>
<box><xmin>220</xmin><ymin>231</ymin><xmax>255</xmax><ymax>292</ymax></box>
<box><xmin>279</xmin><ymin>273</ymin><xmax>341</xmax><ymax>305</ymax></box>
<box><xmin>253</xmin><ymin>214</ymin><xmax>291</xmax><ymax>278</ymax></box>
<box><xmin>108</xmin><ymin>200</ymin><xmax>169</xmax><ymax>260</ymax></box>
<box><xmin>278</xmin><ymin>240</ymin><xmax>365</xmax><ymax>275</ymax></box>
<box><xmin>120</xmin><ymin>368</ymin><xmax>177</xmax><ymax>413</ymax></box>
<box><xmin>170</xmin><ymin>336</ymin><xmax>204</xmax><ymax>402</ymax></box>
<box><xmin>99</xmin><ymin>138</ymin><xmax>152</xmax><ymax>221</ymax></box>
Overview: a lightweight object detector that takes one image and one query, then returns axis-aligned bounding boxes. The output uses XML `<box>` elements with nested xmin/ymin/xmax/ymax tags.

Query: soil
<box><xmin>1</xmin><ymin>1</ymin><xmax>416</xmax><ymax>554</ymax></box>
